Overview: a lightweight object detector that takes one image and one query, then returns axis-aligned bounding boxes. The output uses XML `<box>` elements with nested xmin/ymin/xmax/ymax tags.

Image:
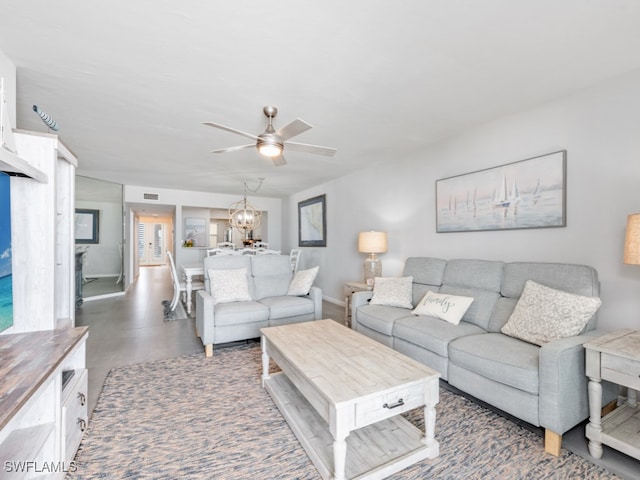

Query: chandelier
<box><xmin>229</xmin><ymin>180</ymin><xmax>262</xmax><ymax>235</ymax></box>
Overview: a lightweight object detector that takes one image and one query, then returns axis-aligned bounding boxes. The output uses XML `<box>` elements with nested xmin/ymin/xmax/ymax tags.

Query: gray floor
<box><xmin>75</xmin><ymin>266</ymin><xmax>639</xmax><ymax>479</ymax></box>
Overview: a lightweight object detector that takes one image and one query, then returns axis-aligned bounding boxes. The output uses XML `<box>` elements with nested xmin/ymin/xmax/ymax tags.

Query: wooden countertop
<box><xmin>0</xmin><ymin>327</ymin><xmax>89</xmax><ymax>430</ymax></box>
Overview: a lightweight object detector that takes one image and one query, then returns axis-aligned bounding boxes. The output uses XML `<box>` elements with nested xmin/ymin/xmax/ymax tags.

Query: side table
<box><xmin>584</xmin><ymin>329</ymin><xmax>640</xmax><ymax>461</ymax></box>
<box><xmin>343</xmin><ymin>281</ymin><xmax>373</xmax><ymax>326</ymax></box>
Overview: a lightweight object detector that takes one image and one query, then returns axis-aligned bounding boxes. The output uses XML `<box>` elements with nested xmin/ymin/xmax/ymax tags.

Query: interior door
<box><xmin>138</xmin><ymin>222</ymin><xmax>166</xmax><ymax>266</ymax></box>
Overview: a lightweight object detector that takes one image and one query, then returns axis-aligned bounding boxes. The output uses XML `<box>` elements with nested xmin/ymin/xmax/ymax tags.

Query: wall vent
<box><xmin>143</xmin><ymin>193</ymin><xmax>159</xmax><ymax>200</ymax></box>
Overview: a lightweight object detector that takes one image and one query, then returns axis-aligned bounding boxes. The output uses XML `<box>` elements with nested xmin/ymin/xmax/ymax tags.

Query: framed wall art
<box><xmin>436</xmin><ymin>150</ymin><xmax>566</xmax><ymax>233</ymax></box>
<box><xmin>184</xmin><ymin>217</ymin><xmax>206</xmax><ymax>247</ymax></box>
<box><xmin>75</xmin><ymin>208</ymin><xmax>100</xmax><ymax>244</ymax></box>
<box><xmin>298</xmin><ymin>194</ymin><xmax>326</xmax><ymax>247</ymax></box>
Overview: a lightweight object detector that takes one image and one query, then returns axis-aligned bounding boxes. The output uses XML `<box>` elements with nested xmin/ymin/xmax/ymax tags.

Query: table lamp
<box><xmin>358</xmin><ymin>231</ymin><xmax>388</xmax><ymax>285</ymax></box>
<box><xmin>624</xmin><ymin>213</ymin><xmax>640</xmax><ymax>265</ymax></box>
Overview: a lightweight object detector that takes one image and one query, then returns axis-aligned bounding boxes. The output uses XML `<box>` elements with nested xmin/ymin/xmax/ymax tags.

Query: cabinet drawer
<box><xmin>62</xmin><ymin>369</ymin><xmax>88</xmax><ymax>463</ymax></box>
<box><xmin>355</xmin><ymin>383</ymin><xmax>424</xmax><ymax>429</ymax></box>
<box><xmin>601</xmin><ymin>353</ymin><xmax>640</xmax><ymax>390</ymax></box>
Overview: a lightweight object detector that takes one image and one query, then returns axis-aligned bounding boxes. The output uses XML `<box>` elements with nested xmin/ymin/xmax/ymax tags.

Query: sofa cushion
<box><xmin>208</xmin><ymin>268</ymin><xmax>252</xmax><ymax>304</ymax></box>
<box><xmin>443</xmin><ymin>259</ymin><xmax>504</xmax><ymax>292</ymax></box>
<box><xmin>356</xmin><ymin>305</ymin><xmax>412</xmax><ymax>336</ymax></box>
<box><xmin>370</xmin><ymin>276</ymin><xmax>413</xmax><ymax>308</ymax></box>
<box><xmin>448</xmin><ymin>333</ymin><xmax>540</xmax><ymax>394</ymax></box>
<box><xmin>501</xmin><ymin>280</ymin><xmax>602</xmax><ymax>346</ymax></box>
<box><xmin>212</xmin><ymin>301</ymin><xmax>269</xmax><ymax>326</ymax></box>
<box><xmin>204</xmin><ymin>255</ymin><xmax>254</xmax><ymax>297</ymax></box>
<box><xmin>438</xmin><ymin>285</ymin><xmax>499</xmax><ymax>331</ymax></box>
<box><xmin>394</xmin><ymin>316</ymin><xmax>486</xmax><ymax>357</ymax></box>
<box><xmin>411</xmin><ymin>291</ymin><xmax>474</xmax><ymax>325</ymax></box>
<box><xmin>287</xmin><ymin>266</ymin><xmax>319</xmax><ymax>296</ymax></box>
<box><xmin>403</xmin><ymin>257</ymin><xmax>447</xmax><ymax>306</ymax></box>
<box><xmin>501</xmin><ymin>262</ymin><xmax>599</xmax><ymax>298</ymax></box>
<box><xmin>260</xmin><ymin>295</ymin><xmax>315</xmax><ymax>319</ymax></box>
<box><xmin>251</xmin><ymin>255</ymin><xmax>292</xmax><ymax>300</ymax></box>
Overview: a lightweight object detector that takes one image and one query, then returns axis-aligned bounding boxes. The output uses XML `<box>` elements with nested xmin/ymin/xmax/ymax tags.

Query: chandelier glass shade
<box><xmin>229</xmin><ymin>182</ymin><xmax>262</xmax><ymax>235</ymax></box>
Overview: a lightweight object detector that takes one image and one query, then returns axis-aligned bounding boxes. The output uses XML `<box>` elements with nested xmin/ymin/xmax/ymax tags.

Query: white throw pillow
<box><xmin>287</xmin><ymin>266</ymin><xmax>319</xmax><ymax>296</ymax></box>
<box><xmin>208</xmin><ymin>268</ymin><xmax>251</xmax><ymax>304</ymax></box>
<box><xmin>501</xmin><ymin>280</ymin><xmax>602</xmax><ymax>346</ymax></box>
<box><xmin>369</xmin><ymin>276</ymin><xmax>413</xmax><ymax>309</ymax></box>
<box><xmin>412</xmin><ymin>291</ymin><xmax>474</xmax><ymax>325</ymax></box>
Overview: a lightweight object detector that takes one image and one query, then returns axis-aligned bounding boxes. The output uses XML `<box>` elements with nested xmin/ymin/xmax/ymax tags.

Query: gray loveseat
<box><xmin>196</xmin><ymin>254</ymin><xmax>322</xmax><ymax>357</ymax></box>
<box><xmin>351</xmin><ymin>257</ymin><xmax>614</xmax><ymax>455</ymax></box>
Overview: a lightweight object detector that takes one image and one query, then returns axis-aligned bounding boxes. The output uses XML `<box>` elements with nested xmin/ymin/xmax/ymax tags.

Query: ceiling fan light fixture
<box><xmin>257</xmin><ymin>137</ymin><xmax>283</xmax><ymax>157</ymax></box>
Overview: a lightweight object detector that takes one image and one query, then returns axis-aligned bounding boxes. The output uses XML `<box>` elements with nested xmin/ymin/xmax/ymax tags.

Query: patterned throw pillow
<box><xmin>287</xmin><ymin>266</ymin><xmax>319</xmax><ymax>296</ymax></box>
<box><xmin>208</xmin><ymin>268</ymin><xmax>252</xmax><ymax>304</ymax></box>
<box><xmin>369</xmin><ymin>276</ymin><xmax>414</xmax><ymax>309</ymax></box>
<box><xmin>412</xmin><ymin>291</ymin><xmax>474</xmax><ymax>325</ymax></box>
<box><xmin>501</xmin><ymin>280</ymin><xmax>602</xmax><ymax>346</ymax></box>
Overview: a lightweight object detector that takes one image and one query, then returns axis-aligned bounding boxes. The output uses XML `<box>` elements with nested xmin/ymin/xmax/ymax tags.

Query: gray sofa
<box><xmin>351</xmin><ymin>257</ymin><xmax>614</xmax><ymax>455</ymax></box>
<box><xmin>196</xmin><ymin>254</ymin><xmax>322</xmax><ymax>357</ymax></box>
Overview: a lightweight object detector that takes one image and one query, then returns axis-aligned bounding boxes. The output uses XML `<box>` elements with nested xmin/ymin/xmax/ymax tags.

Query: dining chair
<box><xmin>166</xmin><ymin>250</ymin><xmax>205</xmax><ymax>311</ymax></box>
<box><xmin>289</xmin><ymin>249</ymin><xmax>302</xmax><ymax>273</ymax></box>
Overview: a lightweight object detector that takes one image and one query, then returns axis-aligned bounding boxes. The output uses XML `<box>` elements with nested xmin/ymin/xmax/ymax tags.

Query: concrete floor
<box><xmin>75</xmin><ymin>266</ymin><xmax>639</xmax><ymax>479</ymax></box>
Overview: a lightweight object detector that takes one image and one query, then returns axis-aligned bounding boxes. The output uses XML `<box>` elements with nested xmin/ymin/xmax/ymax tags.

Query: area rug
<box><xmin>68</xmin><ymin>345</ymin><xmax>620</xmax><ymax>480</ymax></box>
<box><xmin>161</xmin><ymin>299</ymin><xmax>189</xmax><ymax>322</ymax></box>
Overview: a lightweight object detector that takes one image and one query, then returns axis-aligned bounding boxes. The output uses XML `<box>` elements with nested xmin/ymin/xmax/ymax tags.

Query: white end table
<box><xmin>343</xmin><ymin>281</ymin><xmax>373</xmax><ymax>326</ymax></box>
<box><xmin>585</xmin><ymin>329</ymin><xmax>640</xmax><ymax>461</ymax></box>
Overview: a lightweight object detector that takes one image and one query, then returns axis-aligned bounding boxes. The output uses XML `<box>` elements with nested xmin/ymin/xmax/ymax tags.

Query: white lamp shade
<box><xmin>358</xmin><ymin>231</ymin><xmax>388</xmax><ymax>254</ymax></box>
<box><xmin>624</xmin><ymin>213</ymin><xmax>640</xmax><ymax>265</ymax></box>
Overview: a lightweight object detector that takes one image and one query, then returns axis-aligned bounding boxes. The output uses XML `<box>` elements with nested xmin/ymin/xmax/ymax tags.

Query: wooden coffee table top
<box><xmin>261</xmin><ymin>319</ymin><xmax>439</xmax><ymax>404</ymax></box>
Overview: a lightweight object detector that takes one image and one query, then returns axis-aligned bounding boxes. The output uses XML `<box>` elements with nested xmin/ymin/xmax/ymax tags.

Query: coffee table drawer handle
<box><xmin>383</xmin><ymin>398</ymin><xmax>404</xmax><ymax>410</ymax></box>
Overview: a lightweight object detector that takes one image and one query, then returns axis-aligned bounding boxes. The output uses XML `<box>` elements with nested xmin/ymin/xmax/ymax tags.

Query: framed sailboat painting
<box><xmin>435</xmin><ymin>151</ymin><xmax>566</xmax><ymax>232</ymax></box>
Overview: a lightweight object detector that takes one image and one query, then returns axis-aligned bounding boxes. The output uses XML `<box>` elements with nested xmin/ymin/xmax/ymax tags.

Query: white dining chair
<box><xmin>289</xmin><ymin>249</ymin><xmax>302</xmax><ymax>273</ymax></box>
<box><xmin>166</xmin><ymin>250</ymin><xmax>205</xmax><ymax>311</ymax></box>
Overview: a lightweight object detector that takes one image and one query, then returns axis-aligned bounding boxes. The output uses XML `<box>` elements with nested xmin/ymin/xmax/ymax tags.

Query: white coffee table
<box><xmin>261</xmin><ymin>319</ymin><xmax>440</xmax><ymax>480</ymax></box>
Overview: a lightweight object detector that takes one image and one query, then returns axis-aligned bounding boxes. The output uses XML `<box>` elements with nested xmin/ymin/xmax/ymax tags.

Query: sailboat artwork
<box><xmin>436</xmin><ymin>151</ymin><xmax>566</xmax><ymax>232</ymax></box>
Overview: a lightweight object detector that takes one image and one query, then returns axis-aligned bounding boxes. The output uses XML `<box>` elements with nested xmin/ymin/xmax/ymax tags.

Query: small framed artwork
<box><xmin>298</xmin><ymin>194</ymin><xmax>326</xmax><ymax>247</ymax></box>
<box><xmin>436</xmin><ymin>150</ymin><xmax>566</xmax><ymax>233</ymax></box>
<box><xmin>184</xmin><ymin>218</ymin><xmax>206</xmax><ymax>247</ymax></box>
<box><xmin>75</xmin><ymin>208</ymin><xmax>100</xmax><ymax>244</ymax></box>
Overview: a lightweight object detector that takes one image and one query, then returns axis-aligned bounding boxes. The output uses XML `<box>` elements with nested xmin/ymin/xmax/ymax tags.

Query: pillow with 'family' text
<box><xmin>412</xmin><ymin>291</ymin><xmax>474</xmax><ymax>325</ymax></box>
<box><xmin>369</xmin><ymin>276</ymin><xmax>413</xmax><ymax>309</ymax></box>
<box><xmin>501</xmin><ymin>280</ymin><xmax>602</xmax><ymax>346</ymax></box>
<box><xmin>208</xmin><ymin>268</ymin><xmax>251</xmax><ymax>304</ymax></box>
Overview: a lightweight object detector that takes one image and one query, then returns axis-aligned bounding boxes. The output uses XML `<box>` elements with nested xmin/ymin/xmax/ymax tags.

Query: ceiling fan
<box><xmin>203</xmin><ymin>106</ymin><xmax>336</xmax><ymax>166</ymax></box>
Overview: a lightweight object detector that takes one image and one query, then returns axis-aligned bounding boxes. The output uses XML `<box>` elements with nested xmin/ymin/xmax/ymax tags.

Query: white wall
<box><xmin>76</xmin><ymin>200</ymin><xmax>123</xmax><ymax>277</ymax></box>
<box><xmin>285</xmin><ymin>67</ymin><xmax>640</xmax><ymax>332</ymax></box>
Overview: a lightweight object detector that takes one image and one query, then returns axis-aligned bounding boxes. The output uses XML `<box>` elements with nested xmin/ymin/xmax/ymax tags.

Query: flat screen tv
<box><xmin>0</xmin><ymin>171</ymin><xmax>12</xmax><ymax>333</ymax></box>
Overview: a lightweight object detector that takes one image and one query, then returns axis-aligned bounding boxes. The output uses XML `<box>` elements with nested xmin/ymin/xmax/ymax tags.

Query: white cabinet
<box><xmin>0</xmin><ymin>328</ymin><xmax>88</xmax><ymax>479</ymax></box>
<box><xmin>4</xmin><ymin>130</ymin><xmax>77</xmax><ymax>333</ymax></box>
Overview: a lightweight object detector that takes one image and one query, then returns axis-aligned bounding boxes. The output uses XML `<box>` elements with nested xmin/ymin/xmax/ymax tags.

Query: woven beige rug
<box><xmin>68</xmin><ymin>344</ymin><xmax>620</xmax><ymax>479</ymax></box>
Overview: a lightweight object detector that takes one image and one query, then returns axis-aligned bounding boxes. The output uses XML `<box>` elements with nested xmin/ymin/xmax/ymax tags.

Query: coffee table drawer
<box><xmin>601</xmin><ymin>353</ymin><xmax>640</xmax><ymax>390</ymax></box>
<box><xmin>355</xmin><ymin>383</ymin><xmax>424</xmax><ymax>428</ymax></box>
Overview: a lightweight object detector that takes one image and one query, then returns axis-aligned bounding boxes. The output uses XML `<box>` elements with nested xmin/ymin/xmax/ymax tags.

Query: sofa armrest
<box><xmin>538</xmin><ymin>329</ymin><xmax>617</xmax><ymax>435</ymax></box>
<box><xmin>308</xmin><ymin>286</ymin><xmax>323</xmax><ymax>320</ymax></box>
<box><xmin>351</xmin><ymin>291</ymin><xmax>374</xmax><ymax>330</ymax></box>
<box><xmin>195</xmin><ymin>290</ymin><xmax>216</xmax><ymax>346</ymax></box>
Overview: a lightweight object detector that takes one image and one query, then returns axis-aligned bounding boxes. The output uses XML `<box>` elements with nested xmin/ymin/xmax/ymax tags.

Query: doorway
<box><xmin>138</xmin><ymin>221</ymin><xmax>168</xmax><ymax>266</ymax></box>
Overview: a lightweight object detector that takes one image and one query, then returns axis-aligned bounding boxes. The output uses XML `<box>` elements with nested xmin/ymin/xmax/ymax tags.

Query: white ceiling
<box><xmin>2</xmin><ymin>1</ymin><xmax>640</xmax><ymax>198</ymax></box>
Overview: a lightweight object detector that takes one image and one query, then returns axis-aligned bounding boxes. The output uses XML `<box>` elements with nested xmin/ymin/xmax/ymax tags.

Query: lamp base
<box><xmin>363</xmin><ymin>254</ymin><xmax>382</xmax><ymax>286</ymax></box>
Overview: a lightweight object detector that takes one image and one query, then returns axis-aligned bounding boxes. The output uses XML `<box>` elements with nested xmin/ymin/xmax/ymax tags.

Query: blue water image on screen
<box><xmin>0</xmin><ymin>172</ymin><xmax>12</xmax><ymax>332</ymax></box>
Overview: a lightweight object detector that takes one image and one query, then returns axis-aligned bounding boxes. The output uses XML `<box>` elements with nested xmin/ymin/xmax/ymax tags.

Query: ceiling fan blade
<box><xmin>272</xmin><ymin>154</ymin><xmax>287</xmax><ymax>166</ymax></box>
<box><xmin>276</xmin><ymin>118</ymin><xmax>312</xmax><ymax>141</ymax></box>
<box><xmin>210</xmin><ymin>144</ymin><xmax>255</xmax><ymax>154</ymax></box>
<box><xmin>202</xmin><ymin>121</ymin><xmax>259</xmax><ymax>141</ymax></box>
<box><xmin>285</xmin><ymin>141</ymin><xmax>337</xmax><ymax>156</ymax></box>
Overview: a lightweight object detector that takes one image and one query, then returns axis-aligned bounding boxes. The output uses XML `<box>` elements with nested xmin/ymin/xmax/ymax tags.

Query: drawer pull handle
<box><xmin>78</xmin><ymin>392</ymin><xmax>86</xmax><ymax>406</ymax></box>
<box><xmin>77</xmin><ymin>418</ymin><xmax>86</xmax><ymax>432</ymax></box>
<box><xmin>383</xmin><ymin>398</ymin><xmax>404</xmax><ymax>410</ymax></box>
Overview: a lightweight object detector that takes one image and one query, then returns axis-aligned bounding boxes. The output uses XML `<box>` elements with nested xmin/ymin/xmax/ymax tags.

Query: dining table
<box><xmin>181</xmin><ymin>263</ymin><xmax>204</xmax><ymax>315</ymax></box>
